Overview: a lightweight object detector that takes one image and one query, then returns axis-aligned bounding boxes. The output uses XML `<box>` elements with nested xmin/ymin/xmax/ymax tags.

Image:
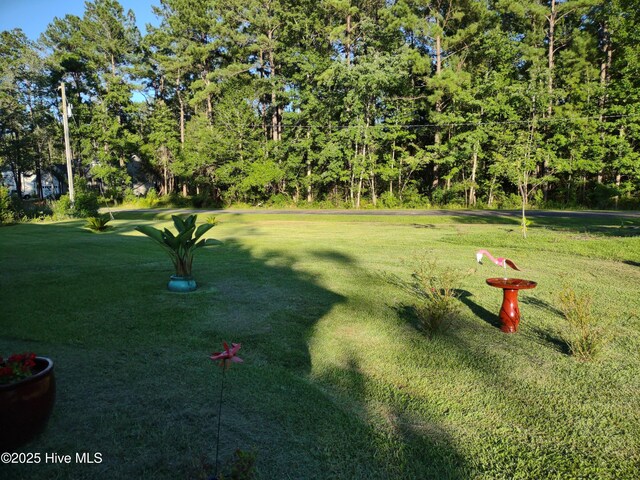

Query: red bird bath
<box><xmin>486</xmin><ymin>278</ymin><xmax>537</xmax><ymax>333</ymax></box>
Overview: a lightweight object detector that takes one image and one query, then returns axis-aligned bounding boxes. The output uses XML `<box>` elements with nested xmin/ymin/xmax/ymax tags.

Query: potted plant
<box><xmin>0</xmin><ymin>353</ymin><xmax>56</xmax><ymax>451</ymax></box>
<box><xmin>136</xmin><ymin>214</ymin><xmax>221</xmax><ymax>292</ymax></box>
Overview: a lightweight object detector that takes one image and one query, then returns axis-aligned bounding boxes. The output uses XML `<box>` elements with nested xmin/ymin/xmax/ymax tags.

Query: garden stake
<box><xmin>209</xmin><ymin>342</ymin><xmax>243</xmax><ymax>480</ymax></box>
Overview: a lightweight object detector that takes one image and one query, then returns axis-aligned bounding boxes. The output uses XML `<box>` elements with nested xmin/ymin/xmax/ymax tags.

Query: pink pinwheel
<box><xmin>209</xmin><ymin>342</ymin><xmax>243</xmax><ymax>480</ymax></box>
<box><xmin>476</xmin><ymin>249</ymin><xmax>520</xmax><ymax>271</ymax></box>
<box><xmin>210</xmin><ymin>342</ymin><xmax>243</xmax><ymax>369</ymax></box>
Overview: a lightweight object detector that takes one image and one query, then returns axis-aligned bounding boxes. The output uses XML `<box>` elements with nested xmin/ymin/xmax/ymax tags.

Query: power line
<box><xmin>217</xmin><ymin>113</ymin><xmax>640</xmax><ymax>131</ymax></box>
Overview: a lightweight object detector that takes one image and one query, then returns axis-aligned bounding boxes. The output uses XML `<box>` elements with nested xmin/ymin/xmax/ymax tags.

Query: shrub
<box><xmin>123</xmin><ymin>188</ymin><xmax>138</xmax><ymax>204</ymax></box>
<box><xmin>400</xmin><ymin>184</ymin><xmax>429</xmax><ymax>208</ymax></box>
<box><xmin>265</xmin><ymin>193</ymin><xmax>292</xmax><ymax>208</ymax></box>
<box><xmin>74</xmin><ymin>191</ymin><xmax>99</xmax><ymax>217</ymax></box>
<box><xmin>85</xmin><ymin>215</ymin><xmax>111</xmax><ymax>232</ymax></box>
<box><xmin>379</xmin><ymin>191</ymin><xmax>401</xmax><ymax>208</ymax></box>
<box><xmin>145</xmin><ymin>187</ymin><xmax>159</xmax><ymax>206</ymax></box>
<box><xmin>0</xmin><ymin>186</ymin><xmax>16</xmax><ymax>224</ymax></box>
<box><xmin>390</xmin><ymin>260</ymin><xmax>464</xmax><ymax>338</ymax></box>
<box><xmin>557</xmin><ymin>284</ymin><xmax>606</xmax><ymax>361</ymax></box>
<box><xmin>51</xmin><ymin>194</ymin><xmax>73</xmax><ymax>219</ymax></box>
<box><xmin>411</xmin><ymin>262</ymin><xmax>464</xmax><ymax>337</ymax></box>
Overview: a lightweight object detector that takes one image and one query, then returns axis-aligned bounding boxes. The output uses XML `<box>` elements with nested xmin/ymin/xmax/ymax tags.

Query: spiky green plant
<box><xmin>85</xmin><ymin>215</ymin><xmax>111</xmax><ymax>231</ymax></box>
<box><xmin>135</xmin><ymin>215</ymin><xmax>220</xmax><ymax>277</ymax></box>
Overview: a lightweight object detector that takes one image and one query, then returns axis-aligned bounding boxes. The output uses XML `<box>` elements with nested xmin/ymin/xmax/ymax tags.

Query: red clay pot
<box><xmin>0</xmin><ymin>357</ymin><xmax>56</xmax><ymax>451</ymax></box>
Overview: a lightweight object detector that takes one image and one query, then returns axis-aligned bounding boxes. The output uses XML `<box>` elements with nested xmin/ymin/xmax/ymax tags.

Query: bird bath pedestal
<box><xmin>486</xmin><ymin>278</ymin><xmax>537</xmax><ymax>333</ymax></box>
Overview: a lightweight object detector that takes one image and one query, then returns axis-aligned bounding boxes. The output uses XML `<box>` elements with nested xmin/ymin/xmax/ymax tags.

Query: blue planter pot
<box><xmin>168</xmin><ymin>275</ymin><xmax>197</xmax><ymax>292</ymax></box>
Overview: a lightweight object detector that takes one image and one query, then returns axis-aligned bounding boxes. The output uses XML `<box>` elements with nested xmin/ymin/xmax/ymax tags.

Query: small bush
<box><xmin>51</xmin><ymin>194</ymin><xmax>73</xmax><ymax>219</ymax></box>
<box><xmin>123</xmin><ymin>188</ymin><xmax>138</xmax><ymax>204</ymax></box>
<box><xmin>145</xmin><ymin>187</ymin><xmax>159</xmax><ymax>206</ymax></box>
<box><xmin>390</xmin><ymin>260</ymin><xmax>465</xmax><ymax>338</ymax></box>
<box><xmin>85</xmin><ymin>215</ymin><xmax>112</xmax><ymax>232</ymax></box>
<box><xmin>74</xmin><ymin>191</ymin><xmax>99</xmax><ymax>217</ymax></box>
<box><xmin>0</xmin><ymin>186</ymin><xmax>16</xmax><ymax>224</ymax></box>
<box><xmin>412</xmin><ymin>262</ymin><xmax>464</xmax><ymax>337</ymax></box>
<box><xmin>379</xmin><ymin>191</ymin><xmax>402</xmax><ymax>208</ymax></box>
<box><xmin>265</xmin><ymin>193</ymin><xmax>292</xmax><ymax>208</ymax></box>
<box><xmin>557</xmin><ymin>284</ymin><xmax>606</xmax><ymax>361</ymax></box>
<box><xmin>400</xmin><ymin>184</ymin><xmax>428</xmax><ymax>208</ymax></box>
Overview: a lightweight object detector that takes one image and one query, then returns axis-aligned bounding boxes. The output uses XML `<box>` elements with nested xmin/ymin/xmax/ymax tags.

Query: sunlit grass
<box><xmin>1</xmin><ymin>212</ymin><xmax>639</xmax><ymax>479</ymax></box>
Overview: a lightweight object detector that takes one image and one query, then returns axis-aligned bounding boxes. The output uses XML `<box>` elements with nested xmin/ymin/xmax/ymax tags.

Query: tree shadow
<box><xmin>0</xmin><ymin>220</ymin><xmax>469</xmax><ymax>479</ymax></box>
<box><xmin>309</xmin><ymin>249</ymin><xmax>356</xmax><ymax>265</ymax></box>
<box><xmin>411</xmin><ymin>223</ymin><xmax>436</xmax><ymax>229</ymax></box>
<box><xmin>312</xmin><ymin>355</ymin><xmax>469</xmax><ymax>479</ymax></box>
<box><xmin>444</xmin><ymin>210</ymin><xmax>640</xmax><ymax>237</ymax></box>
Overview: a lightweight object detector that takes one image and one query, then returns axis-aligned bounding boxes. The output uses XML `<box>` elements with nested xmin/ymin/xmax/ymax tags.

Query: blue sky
<box><xmin>0</xmin><ymin>0</ymin><xmax>160</xmax><ymax>40</ymax></box>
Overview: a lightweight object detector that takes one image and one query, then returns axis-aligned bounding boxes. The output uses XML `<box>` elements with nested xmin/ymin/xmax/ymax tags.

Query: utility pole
<box><xmin>59</xmin><ymin>82</ymin><xmax>75</xmax><ymax>202</ymax></box>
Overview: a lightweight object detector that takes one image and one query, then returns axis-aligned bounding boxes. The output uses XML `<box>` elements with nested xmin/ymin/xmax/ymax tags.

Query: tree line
<box><xmin>1</xmin><ymin>0</ymin><xmax>639</xmax><ymax>209</ymax></box>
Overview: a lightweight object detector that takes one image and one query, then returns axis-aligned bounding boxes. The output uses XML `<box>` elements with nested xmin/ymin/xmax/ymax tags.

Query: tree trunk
<box><xmin>541</xmin><ymin>0</ymin><xmax>558</xmax><ymax>201</ymax></box>
<box><xmin>599</xmin><ymin>22</ymin><xmax>612</xmax><ymax>111</ymax></box>
<box><xmin>547</xmin><ymin>0</ymin><xmax>556</xmax><ymax>117</ymax></box>
<box><xmin>598</xmin><ymin>20</ymin><xmax>613</xmax><ymax>185</ymax></box>
<box><xmin>177</xmin><ymin>77</ymin><xmax>185</xmax><ymax>145</ymax></box>
<box><xmin>432</xmin><ymin>33</ymin><xmax>443</xmax><ymax>190</ymax></box>
<box><xmin>356</xmin><ymin>168</ymin><xmax>364</xmax><ymax>209</ymax></box>
<box><xmin>488</xmin><ymin>175</ymin><xmax>496</xmax><ymax>207</ymax></box>
<box><xmin>268</xmin><ymin>30</ymin><xmax>280</xmax><ymax>142</ymax></box>
<box><xmin>349</xmin><ymin>141</ymin><xmax>357</xmax><ymax>207</ymax></box>
<box><xmin>346</xmin><ymin>14</ymin><xmax>352</xmax><ymax>66</ymax></box>
<box><xmin>469</xmin><ymin>142</ymin><xmax>478</xmax><ymax>206</ymax></box>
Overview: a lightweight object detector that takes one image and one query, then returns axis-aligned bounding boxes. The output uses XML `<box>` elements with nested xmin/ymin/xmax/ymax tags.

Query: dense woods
<box><xmin>1</xmin><ymin>0</ymin><xmax>640</xmax><ymax>209</ymax></box>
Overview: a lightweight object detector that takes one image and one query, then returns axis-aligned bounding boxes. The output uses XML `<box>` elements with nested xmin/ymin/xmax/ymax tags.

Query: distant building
<box><xmin>1</xmin><ymin>169</ymin><xmax>62</xmax><ymax>199</ymax></box>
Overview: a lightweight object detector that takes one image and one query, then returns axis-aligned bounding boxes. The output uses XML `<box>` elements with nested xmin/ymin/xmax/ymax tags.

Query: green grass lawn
<box><xmin>1</xmin><ymin>211</ymin><xmax>639</xmax><ymax>479</ymax></box>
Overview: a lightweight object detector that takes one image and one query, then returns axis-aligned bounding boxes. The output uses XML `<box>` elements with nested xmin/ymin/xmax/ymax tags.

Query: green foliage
<box><xmin>6</xmin><ymin>0</ymin><xmax>640</xmax><ymax>209</ymax></box>
<box><xmin>85</xmin><ymin>215</ymin><xmax>111</xmax><ymax>232</ymax></box>
<box><xmin>51</xmin><ymin>194</ymin><xmax>73</xmax><ymax>219</ymax></box>
<box><xmin>391</xmin><ymin>260</ymin><xmax>465</xmax><ymax>338</ymax></box>
<box><xmin>72</xmin><ymin>178</ymin><xmax>99</xmax><ymax>218</ymax></box>
<box><xmin>122</xmin><ymin>188</ymin><xmax>160</xmax><ymax>208</ymax></box>
<box><xmin>557</xmin><ymin>284</ymin><xmax>606</xmax><ymax>361</ymax></box>
<box><xmin>379</xmin><ymin>191</ymin><xmax>401</xmax><ymax>208</ymax></box>
<box><xmin>0</xmin><ymin>186</ymin><xmax>16</xmax><ymax>224</ymax></box>
<box><xmin>411</xmin><ymin>262</ymin><xmax>465</xmax><ymax>338</ymax></box>
<box><xmin>135</xmin><ymin>214</ymin><xmax>220</xmax><ymax>277</ymax></box>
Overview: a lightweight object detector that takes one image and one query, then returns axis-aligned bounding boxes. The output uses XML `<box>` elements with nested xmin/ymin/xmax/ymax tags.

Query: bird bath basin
<box><xmin>486</xmin><ymin>278</ymin><xmax>537</xmax><ymax>333</ymax></box>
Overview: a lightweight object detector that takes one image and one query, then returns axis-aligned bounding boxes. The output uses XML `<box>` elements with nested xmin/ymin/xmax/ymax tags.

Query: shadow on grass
<box><xmin>0</xmin><ymin>221</ymin><xmax>469</xmax><ymax>479</ymax></box>
<box><xmin>529</xmin><ymin>325</ymin><xmax>570</xmax><ymax>355</ymax></box>
<box><xmin>445</xmin><ymin>210</ymin><xmax>640</xmax><ymax>237</ymax></box>
<box><xmin>411</xmin><ymin>223</ymin><xmax>437</xmax><ymax>229</ymax></box>
<box><xmin>456</xmin><ymin>289</ymin><xmax>502</xmax><ymax>330</ymax></box>
<box><xmin>313</xmin><ymin>355</ymin><xmax>469</xmax><ymax>479</ymax></box>
<box><xmin>519</xmin><ymin>296</ymin><xmax>564</xmax><ymax>317</ymax></box>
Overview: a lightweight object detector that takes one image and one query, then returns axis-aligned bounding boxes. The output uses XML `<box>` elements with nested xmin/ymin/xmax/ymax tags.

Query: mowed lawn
<box><xmin>1</xmin><ymin>211</ymin><xmax>639</xmax><ymax>479</ymax></box>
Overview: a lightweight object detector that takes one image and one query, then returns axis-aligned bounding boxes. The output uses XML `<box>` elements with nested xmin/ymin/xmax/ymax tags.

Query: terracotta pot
<box><xmin>0</xmin><ymin>357</ymin><xmax>56</xmax><ymax>451</ymax></box>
